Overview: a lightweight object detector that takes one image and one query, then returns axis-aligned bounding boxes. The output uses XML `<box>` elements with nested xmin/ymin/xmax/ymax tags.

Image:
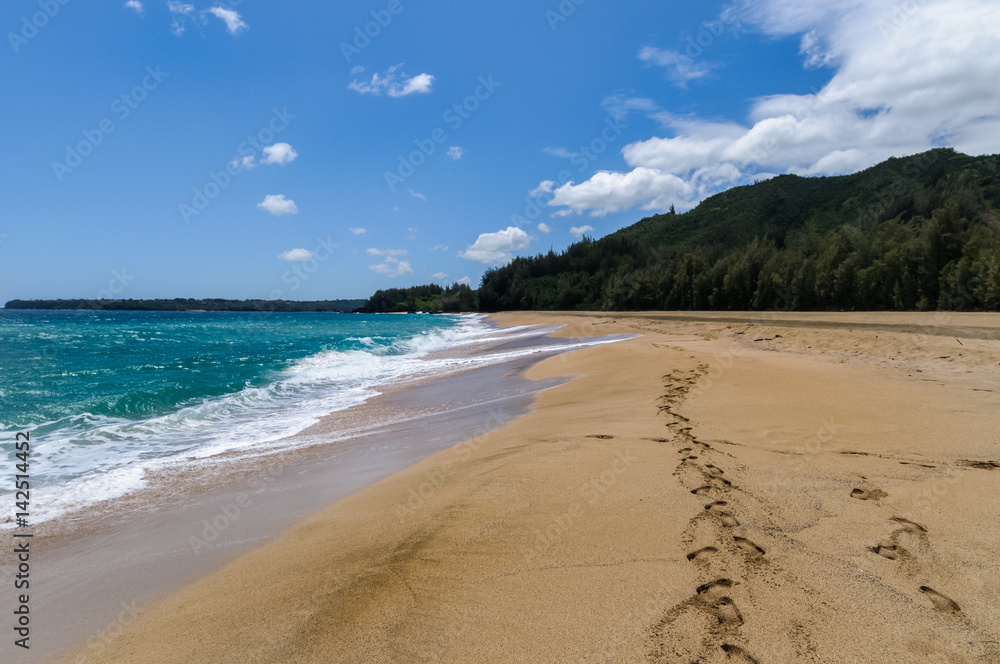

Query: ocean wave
<box><xmin>0</xmin><ymin>315</ymin><xmax>625</xmax><ymax>528</ymax></box>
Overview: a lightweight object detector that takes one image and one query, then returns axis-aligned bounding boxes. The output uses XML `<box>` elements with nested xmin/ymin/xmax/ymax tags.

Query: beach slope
<box><xmin>60</xmin><ymin>312</ymin><xmax>1000</xmax><ymax>663</ymax></box>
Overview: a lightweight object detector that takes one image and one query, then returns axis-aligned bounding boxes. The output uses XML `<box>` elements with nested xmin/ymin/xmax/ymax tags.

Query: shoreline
<box><xmin>2</xmin><ymin>320</ymin><xmax>617</xmax><ymax>663</ymax></box>
<box><xmin>31</xmin><ymin>311</ymin><xmax>1000</xmax><ymax>663</ymax></box>
<box><xmin>0</xmin><ymin>313</ymin><xmax>509</xmax><ymax>533</ymax></box>
<box><xmin>0</xmin><ymin>315</ymin><xmax>615</xmax><ymax>546</ymax></box>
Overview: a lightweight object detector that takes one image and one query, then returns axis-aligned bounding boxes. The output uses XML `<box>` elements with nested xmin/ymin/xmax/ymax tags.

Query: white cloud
<box><xmin>350</xmin><ymin>65</ymin><xmax>365</xmax><ymax>76</ymax></box>
<box><xmin>125</xmin><ymin>1</ymin><xmax>143</xmax><ymax>14</ymax></box>
<box><xmin>549</xmin><ymin>168</ymin><xmax>695</xmax><ymax>217</ymax></box>
<box><xmin>167</xmin><ymin>3</ymin><xmax>248</xmax><ymax>37</ymax></box>
<box><xmin>529</xmin><ymin>180</ymin><xmax>556</xmax><ymax>198</ymax></box>
<box><xmin>459</xmin><ymin>226</ymin><xmax>531</xmax><ymax>266</ymax></box>
<box><xmin>447</xmin><ymin>146</ymin><xmax>464</xmax><ymax>160</ymax></box>
<box><xmin>601</xmin><ymin>94</ymin><xmax>661</xmax><ymax>122</ymax></box>
<box><xmin>167</xmin><ymin>2</ymin><xmax>194</xmax><ymax>35</ymax></box>
<box><xmin>543</xmin><ymin>147</ymin><xmax>580</xmax><ymax>159</ymax></box>
<box><xmin>367</xmin><ymin>248</ymin><xmax>407</xmax><ymax>257</ymax></box>
<box><xmin>537</xmin><ymin>223</ymin><xmax>551</xmax><ymax>233</ymax></box>
<box><xmin>350</xmin><ymin>227</ymin><xmax>367</xmax><ymax>235</ymax></box>
<box><xmin>430</xmin><ymin>272</ymin><xmax>448</xmax><ymax>281</ymax></box>
<box><xmin>543</xmin><ymin>0</ymin><xmax>1000</xmax><ymax>216</ymax></box>
<box><xmin>260</xmin><ymin>143</ymin><xmax>298</xmax><ymax>165</ymax></box>
<box><xmin>368</xmin><ymin>254</ymin><xmax>413</xmax><ymax>277</ymax></box>
<box><xmin>257</xmin><ymin>194</ymin><xmax>298</xmax><ymax>216</ymax></box>
<box><xmin>429</xmin><ymin>244</ymin><xmax>449</xmax><ymax>251</ymax></box>
<box><xmin>348</xmin><ymin>64</ymin><xmax>435</xmax><ymax>98</ymax></box>
<box><xmin>570</xmin><ymin>225</ymin><xmax>595</xmax><ymax>238</ymax></box>
<box><xmin>396</xmin><ymin>73</ymin><xmax>434</xmax><ymax>96</ymax></box>
<box><xmin>236</xmin><ymin>143</ymin><xmax>297</xmax><ymax>170</ymax></box>
<box><xmin>638</xmin><ymin>46</ymin><xmax>717</xmax><ymax>86</ymax></box>
<box><xmin>206</xmin><ymin>6</ymin><xmax>248</xmax><ymax>35</ymax></box>
<box><xmin>409</xmin><ymin>189</ymin><xmax>427</xmax><ymax>202</ymax></box>
<box><xmin>278</xmin><ymin>248</ymin><xmax>314</xmax><ymax>261</ymax></box>
<box><xmin>457</xmin><ymin>276</ymin><xmax>472</xmax><ymax>287</ymax></box>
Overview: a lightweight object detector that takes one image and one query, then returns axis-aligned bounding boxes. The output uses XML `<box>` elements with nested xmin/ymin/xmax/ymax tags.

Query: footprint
<box><xmin>586</xmin><ymin>434</ymin><xmax>614</xmax><ymax>440</ymax></box>
<box><xmin>649</xmin><ymin>578</ymin><xmax>742</xmax><ymax>660</ymax></box>
<box><xmin>691</xmin><ymin>485</ymin><xmax>713</xmax><ymax>496</ymax></box>
<box><xmin>696</xmin><ymin>578</ymin><xmax>734</xmax><ymax>595</ymax></box>
<box><xmin>714</xmin><ymin>597</ymin><xmax>744</xmax><ymax>627</ymax></box>
<box><xmin>704</xmin><ymin>500</ymin><xmax>729</xmax><ymax>510</ymax></box>
<box><xmin>920</xmin><ymin>586</ymin><xmax>961</xmax><ymax>614</ymax></box>
<box><xmin>715</xmin><ymin>511</ymin><xmax>741</xmax><ymax>528</ymax></box>
<box><xmin>852</xmin><ymin>488</ymin><xmax>888</xmax><ymax>501</ymax></box>
<box><xmin>678</xmin><ymin>447</ymin><xmax>693</xmax><ymax>453</ymax></box>
<box><xmin>695</xmin><ymin>579</ymin><xmax>743</xmax><ymax>628</ymax></box>
<box><xmin>958</xmin><ymin>459</ymin><xmax>999</xmax><ymax>470</ymax></box>
<box><xmin>733</xmin><ymin>536</ymin><xmax>765</xmax><ymax>558</ymax></box>
<box><xmin>721</xmin><ymin>644</ymin><xmax>761</xmax><ymax>663</ymax></box>
<box><xmin>891</xmin><ymin>517</ymin><xmax>927</xmax><ymax>533</ymax></box>
<box><xmin>686</xmin><ymin>546</ymin><xmax>718</xmax><ymax>562</ymax></box>
<box><xmin>870</xmin><ymin>518</ymin><xmax>929</xmax><ymax>567</ymax></box>
<box><xmin>704</xmin><ymin>464</ymin><xmax>725</xmax><ymax>476</ymax></box>
<box><xmin>871</xmin><ymin>544</ymin><xmax>898</xmax><ymax>560</ymax></box>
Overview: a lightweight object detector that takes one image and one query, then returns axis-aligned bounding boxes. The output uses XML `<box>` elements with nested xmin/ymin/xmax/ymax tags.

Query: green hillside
<box><xmin>478</xmin><ymin>149</ymin><xmax>1000</xmax><ymax>312</ymax></box>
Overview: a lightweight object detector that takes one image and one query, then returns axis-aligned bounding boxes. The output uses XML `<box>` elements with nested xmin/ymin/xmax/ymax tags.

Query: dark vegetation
<box><xmin>4</xmin><ymin>298</ymin><xmax>366</xmax><ymax>312</ymax></box>
<box><xmin>360</xmin><ymin>283</ymin><xmax>477</xmax><ymax>313</ymax></box>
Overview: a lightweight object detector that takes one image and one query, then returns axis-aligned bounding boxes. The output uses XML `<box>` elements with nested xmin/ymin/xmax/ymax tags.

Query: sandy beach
<box><xmin>56</xmin><ymin>311</ymin><xmax>1000</xmax><ymax>663</ymax></box>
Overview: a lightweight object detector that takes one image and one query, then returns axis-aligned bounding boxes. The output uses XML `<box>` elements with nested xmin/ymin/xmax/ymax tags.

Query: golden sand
<box><xmin>60</xmin><ymin>312</ymin><xmax>1000</xmax><ymax>663</ymax></box>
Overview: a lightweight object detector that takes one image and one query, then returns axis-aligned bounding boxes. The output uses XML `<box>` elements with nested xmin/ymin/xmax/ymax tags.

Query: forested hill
<box><xmin>478</xmin><ymin>149</ymin><xmax>1000</xmax><ymax>312</ymax></box>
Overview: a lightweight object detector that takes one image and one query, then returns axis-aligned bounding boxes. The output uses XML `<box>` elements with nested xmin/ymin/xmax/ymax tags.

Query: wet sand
<box><xmin>51</xmin><ymin>311</ymin><xmax>1000</xmax><ymax>663</ymax></box>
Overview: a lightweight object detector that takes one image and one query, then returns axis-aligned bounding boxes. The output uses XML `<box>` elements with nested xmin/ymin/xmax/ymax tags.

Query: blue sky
<box><xmin>2</xmin><ymin>0</ymin><xmax>998</xmax><ymax>301</ymax></box>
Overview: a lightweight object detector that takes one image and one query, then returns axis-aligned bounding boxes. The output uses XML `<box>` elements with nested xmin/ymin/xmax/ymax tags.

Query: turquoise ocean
<box><xmin>0</xmin><ymin>310</ymin><xmax>556</xmax><ymax>526</ymax></box>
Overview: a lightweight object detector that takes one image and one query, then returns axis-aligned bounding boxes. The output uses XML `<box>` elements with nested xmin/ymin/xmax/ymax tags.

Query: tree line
<box><xmin>360</xmin><ymin>283</ymin><xmax>477</xmax><ymax>313</ymax></box>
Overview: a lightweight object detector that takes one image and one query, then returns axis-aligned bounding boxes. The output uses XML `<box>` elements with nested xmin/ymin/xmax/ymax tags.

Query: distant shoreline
<box><xmin>3</xmin><ymin>298</ymin><xmax>367</xmax><ymax>313</ymax></box>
